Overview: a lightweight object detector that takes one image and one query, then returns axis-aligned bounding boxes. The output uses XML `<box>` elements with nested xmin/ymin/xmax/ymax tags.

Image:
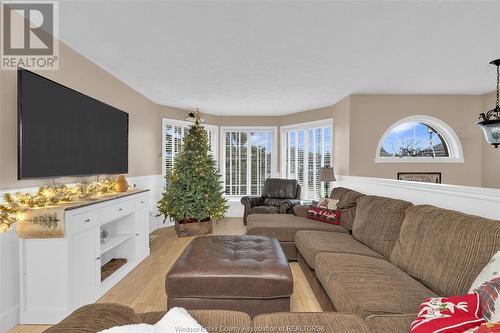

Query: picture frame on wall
<box><xmin>397</xmin><ymin>172</ymin><xmax>442</xmax><ymax>184</ymax></box>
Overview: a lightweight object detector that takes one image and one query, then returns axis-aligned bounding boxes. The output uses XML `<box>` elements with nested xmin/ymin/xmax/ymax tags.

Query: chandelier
<box><xmin>478</xmin><ymin>59</ymin><xmax>500</xmax><ymax>148</ymax></box>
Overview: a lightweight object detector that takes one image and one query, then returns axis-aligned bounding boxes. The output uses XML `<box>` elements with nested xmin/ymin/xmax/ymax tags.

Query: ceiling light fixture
<box><xmin>478</xmin><ymin>59</ymin><xmax>500</xmax><ymax>148</ymax></box>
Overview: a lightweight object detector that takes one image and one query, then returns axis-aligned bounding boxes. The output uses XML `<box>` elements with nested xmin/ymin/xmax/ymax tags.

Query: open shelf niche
<box><xmin>100</xmin><ymin>213</ymin><xmax>135</xmax><ymax>282</ymax></box>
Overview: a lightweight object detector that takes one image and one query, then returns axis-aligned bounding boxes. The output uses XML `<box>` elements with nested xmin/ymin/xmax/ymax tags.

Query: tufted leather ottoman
<box><xmin>165</xmin><ymin>235</ymin><xmax>293</xmax><ymax>317</ymax></box>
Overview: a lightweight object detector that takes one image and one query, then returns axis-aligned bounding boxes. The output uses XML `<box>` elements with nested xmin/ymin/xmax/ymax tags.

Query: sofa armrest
<box><xmin>278</xmin><ymin>199</ymin><xmax>301</xmax><ymax>214</ymax></box>
<box><xmin>293</xmin><ymin>204</ymin><xmax>310</xmax><ymax>217</ymax></box>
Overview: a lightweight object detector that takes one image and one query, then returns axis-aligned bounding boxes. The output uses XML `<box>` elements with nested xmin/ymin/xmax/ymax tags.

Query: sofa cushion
<box><xmin>253</xmin><ymin>312</ymin><xmax>369</xmax><ymax>333</ymax></box>
<box><xmin>295</xmin><ymin>231</ymin><xmax>383</xmax><ymax>269</ymax></box>
<box><xmin>293</xmin><ymin>204</ymin><xmax>309</xmax><ymax>217</ymax></box>
<box><xmin>263</xmin><ymin>198</ymin><xmax>290</xmax><ymax>207</ymax></box>
<box><xmin>365</xmin><ymin>314</ymin><xmax>416</xmax><ymax>333</ymax></box>
<box><xmin>250</xmin><ymin>206</ymin><xmax>279</xmax><ymax>214</ymax></box>
<box><xmin>391</xmin><ymin>205</ymin><xmax>500</xmax><ymax>296</ymax></box>
<box><xmin>140</xmin><ymin>310</ymin><xmax>252</xmax><ymax>332</ymax></box>
<box><xmin>246</xmin><ymin>214</ymin><xmax>348</xmax><ymax>242</ymax></box>
<box><xmin>44</xmin><ymin>303</ymin><xmax>143</xmax><ymax>333</ymax></box>
<box><xmin>352</xmin><ymin>195</ymin><xmax>412</xmax><ymax>259</ymax></box>
<box><xmin>329</xmin><ymin>187</ymin><xmax>365</xmax><ymax>230</ymax></box>
<box><xmin>315</xmin><ymin>253</ymin><xmax>437</xmax><ymax>318</ymax></box>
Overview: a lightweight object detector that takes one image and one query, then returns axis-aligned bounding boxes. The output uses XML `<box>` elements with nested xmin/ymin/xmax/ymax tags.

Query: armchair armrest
<box><xmin>241</xmin><ymin>196</ymin><xmax>264</xmax><ymax>225</ymax></box>
<box><xmin>240</xmin><ymin>196</ymin><xmax>264</xmax><ymax>208</ymax></box>
<box><xmin>278</xmin><ymin>199</ymin><xmax>301</xmax><ymax>214</ymax></box>
<box><xmin>293</xmin><ymin>204</ymin><xmax>310</xmax><ymax>218</ymax></box>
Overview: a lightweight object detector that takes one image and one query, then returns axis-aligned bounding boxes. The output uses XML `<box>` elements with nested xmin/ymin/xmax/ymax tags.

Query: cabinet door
<box><xmin>72</xmin><ymin>226</ymin><xmax>101</xmax><ymax>306</ymax></box>
<box><xmin>135</xmin><ymin>208</ymin><xmax>149</xmax><ymax>258</ymax></box>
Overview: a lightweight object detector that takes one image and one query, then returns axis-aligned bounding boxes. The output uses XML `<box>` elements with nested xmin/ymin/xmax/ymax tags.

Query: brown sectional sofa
<box><xmin>266</xmin><ymin>187</ymin><xmax>500</xmax><ymax>322</ymax></box>
<box><xmin>45</xmin><ymin>303</ymin><xmax>414</xmax><ymax>332</ymax></box>
<box><xmin>247</xmin><ymin>187</ymin><xmax>500</xmax><ymax>322</ymax></box>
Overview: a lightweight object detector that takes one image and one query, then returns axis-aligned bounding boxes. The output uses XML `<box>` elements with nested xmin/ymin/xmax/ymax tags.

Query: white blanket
<box><xmin>98</xmin><ymin>307</ymin><xmax>208</xmax><ymax>333</ymax></box>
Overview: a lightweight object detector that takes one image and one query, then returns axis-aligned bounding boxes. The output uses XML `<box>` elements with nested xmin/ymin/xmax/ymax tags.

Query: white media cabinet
<box><xmin>19</xmin><ymin>190</ymin><xmax>150</xmax><ymax>324</ymax></box>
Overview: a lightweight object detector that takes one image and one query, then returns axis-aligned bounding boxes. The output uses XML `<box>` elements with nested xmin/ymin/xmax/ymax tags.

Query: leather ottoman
<box><xmin>165</xmin><ymin>235</ymin><xmax>293</xmax><ymax>317</ymax></box>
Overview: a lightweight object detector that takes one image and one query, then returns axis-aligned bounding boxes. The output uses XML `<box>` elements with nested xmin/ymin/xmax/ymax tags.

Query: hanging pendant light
<box><xmin>478</xmin><ymin>59</ymin><xmax>500</xmax><ymax>148</ymax></box>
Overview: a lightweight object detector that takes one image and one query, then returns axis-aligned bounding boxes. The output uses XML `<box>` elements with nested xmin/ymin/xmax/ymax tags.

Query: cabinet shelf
<box><xmin>101</xmin><ymin>234</ymin><xmax>134</xmax><ymax>254</ymax></box>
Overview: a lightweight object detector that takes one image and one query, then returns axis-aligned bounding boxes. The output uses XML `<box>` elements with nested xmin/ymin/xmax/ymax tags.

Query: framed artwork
<box><xmin>397</xmin><ymin>172</ymin><xmax>442</xmax><ymax>184</ymax></box>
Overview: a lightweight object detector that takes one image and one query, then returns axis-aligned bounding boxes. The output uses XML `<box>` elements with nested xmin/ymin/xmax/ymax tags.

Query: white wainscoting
<box><xmin>226</xmin><ymin>198</ymin><xmax>245</xmax><ymax>218</ymax></box>
<box><xmin>0</xmin><ymin>227</ymin><xmax>20</xmax><ymax>333</ymax></box>
<box><xmin>335</xmin><ymin>176</ymin><xmax>500</xmax><ymax>220</ymax></box>
<box><xmin>127</xmin><ymin>175</ymin><xmax>166</xmax><ymax>231</ymax></box>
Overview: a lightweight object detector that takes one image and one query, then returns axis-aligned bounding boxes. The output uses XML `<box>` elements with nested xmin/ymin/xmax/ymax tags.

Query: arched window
<box><xmin>375</xmin><ymin>116</ymin><xmax>464</xmax><ymax>163</ymax></box>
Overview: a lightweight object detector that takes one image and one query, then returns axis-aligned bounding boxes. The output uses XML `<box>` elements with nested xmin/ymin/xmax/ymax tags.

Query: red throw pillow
<box><xmin>411</xmin><ymin>294</ymin><xmax>485</xmax><ymax>333</ymax></box>
<box><xmin>306</xmin><ymin>206</ymin><xmax>341</xmax><ymax>225</ymax></box>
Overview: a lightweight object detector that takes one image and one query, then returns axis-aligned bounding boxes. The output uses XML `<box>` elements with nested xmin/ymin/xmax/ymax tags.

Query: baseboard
<box><xmin>1</xmin><ymin>305</ymin><xmax>20</xmax><ymax>332</ymax></box>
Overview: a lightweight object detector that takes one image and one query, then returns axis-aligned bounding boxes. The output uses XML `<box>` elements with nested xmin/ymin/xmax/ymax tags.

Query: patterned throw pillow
<box><xmin>411</xmin><ymin>294</ymin><xmax>485</xmax><ymax>333</ymax></box>
<box><xmin>306</xmin><ymin>206</ymin><xmax>341</xmax><ymax>224</ymax></box>
<box><xmin>465</xmin><ymin>322</ymin><xmax>500</xmax><ymax>332</ymax></box>
<box><xmin>317</xmin><ymin>197</ymin><xmax>339</xmax><ymax>210</ymax></box>
<box><xmin>469</xmin><ymin>251</ymin><xmax>500</xmax><ymax>323</ymax></box>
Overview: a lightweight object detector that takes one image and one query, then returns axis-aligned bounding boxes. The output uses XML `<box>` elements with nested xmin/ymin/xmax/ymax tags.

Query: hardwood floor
<box><xmin>9</xmin><ymin>218</ymin><xmax>321</xmax><ymax>333</ymax></box>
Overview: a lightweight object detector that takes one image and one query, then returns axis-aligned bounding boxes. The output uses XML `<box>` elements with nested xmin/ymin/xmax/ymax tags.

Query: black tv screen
<box><xmin>18</xmin><ymin>69</ymin><xmax>129</xmax><ymax>179</ymax></box>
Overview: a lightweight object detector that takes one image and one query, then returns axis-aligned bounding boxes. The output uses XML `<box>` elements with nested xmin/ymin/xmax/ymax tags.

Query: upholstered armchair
<box><xmin>241</xmin><ymin>178</ymin><xmax>301</xmax><ymax>225</ymax></box>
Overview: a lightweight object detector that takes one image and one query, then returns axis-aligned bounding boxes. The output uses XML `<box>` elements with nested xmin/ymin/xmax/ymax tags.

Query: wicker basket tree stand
<box><xmin>175</xmin><ymin>217</ymin><xmax>213</xmax><ymax>237</ymax></box>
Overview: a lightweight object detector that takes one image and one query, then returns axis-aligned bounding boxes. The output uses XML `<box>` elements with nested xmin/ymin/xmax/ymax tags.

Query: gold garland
<box><xmin>0</xmin><ymin>178</ymin><xmax>121</xmax><ymax>233</ymax></box>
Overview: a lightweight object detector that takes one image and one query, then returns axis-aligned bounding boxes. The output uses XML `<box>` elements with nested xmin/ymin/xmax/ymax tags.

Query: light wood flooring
<box><xmin>10</xmin><ymin>218</ymin><xmax>321</xmax><ymax>333</ymax></box>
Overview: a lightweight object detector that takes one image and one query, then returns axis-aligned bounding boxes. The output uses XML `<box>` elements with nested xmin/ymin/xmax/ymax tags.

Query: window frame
<box><xmin>161</xmin><ymin>118</ymin><xmax>219</xmax><ymax>179</ymax></box>
<box><xmin>280</xmin><ymin>119</ymin><xmax>334</xmax><ymax>200</ymax></box>
<box><xmin>220</xmin><ymin>126</ymin><xmax>279</xmax><ymax>198</ymax></box>
<box><xmin>374</xmin><ymin>115</ymin><xmax>464</xmax><ymax>164</ymax></box>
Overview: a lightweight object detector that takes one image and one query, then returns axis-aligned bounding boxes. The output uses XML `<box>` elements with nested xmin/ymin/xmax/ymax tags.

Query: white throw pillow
<box><xmin>469</xmin><ymin>250</ymin><xmax>500</xmax><ymax>323</ymax></box>
<box><xmin>98</xmin><ymin>307</ymin><xmax>207</xmax><ymax>333</ymax></box>
<box><xmin>154</xmin><ymin>307</ymin><xmax>208</xmax><ymax>333</ymax></box>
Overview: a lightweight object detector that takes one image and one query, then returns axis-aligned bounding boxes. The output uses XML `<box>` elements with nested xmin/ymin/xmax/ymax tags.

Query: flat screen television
<box><xmin>18</xmin><ymin>68</ymin><xmax>129</xmax><ymax>179</ymax></box>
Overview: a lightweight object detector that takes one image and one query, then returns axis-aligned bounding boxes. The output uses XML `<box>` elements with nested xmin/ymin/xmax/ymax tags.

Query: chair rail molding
<box><xmin>335</xmin><ymin>175</ymin><xmax>500</xmax><ymax>220</ymax></box>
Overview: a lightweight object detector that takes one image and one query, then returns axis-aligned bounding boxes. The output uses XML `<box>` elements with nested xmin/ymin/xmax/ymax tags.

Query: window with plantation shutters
<box><xmin>162</xmin><ymin>119</ymin><xmax>218</xmax><ymax>178</ymax></box>
<box><xmin>221</xmin><ymin>127</ymin><xmax>277</xmax><ymax>197</ymax></box>
<box><xmin>281</xmin><ymin>120</ymin><xmax>333</xmax><ymax>200</ymax></box>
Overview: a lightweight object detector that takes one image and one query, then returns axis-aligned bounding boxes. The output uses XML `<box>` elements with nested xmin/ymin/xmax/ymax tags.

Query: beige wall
<box><xmin>481</xmin><ymin>91</ymin><xmax>500</xmax><ymax>189</ymax></box>
<box><xmin>157</xmin><ymin>98</ymin><xmax>349</xmax><ymax>176</ymax></box>
<box><xmin>281</xmin><ymin>96</ymin><xmax>351</xmax><ymax>176</ymax></box>
<box><xmin>0</xmin><ymin>41</ymin><xmax>162</xmax><ymax>189</ymax></box>
<box><xmin>348</xmin><ymin>94</ymin><xmax>484</xmax><ymax>187</ymax></box>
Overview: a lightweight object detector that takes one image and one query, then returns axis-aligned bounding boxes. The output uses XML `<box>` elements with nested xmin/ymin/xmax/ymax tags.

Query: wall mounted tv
<box><xmin>18</xmin><ymin>68</ymin><xmax>129</xmax><ymax>179</ymax></box>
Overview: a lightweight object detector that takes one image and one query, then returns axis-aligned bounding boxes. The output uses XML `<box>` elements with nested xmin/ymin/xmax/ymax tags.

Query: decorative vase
<box><xmin>174</xmin><ymin>217</ymin><xmax>212</xmax><ymax>237</ymax></box>
<box><xmin>115</xmin><ymin>175</ymin><xmax>128</xmax><ymax>192</ymax></box>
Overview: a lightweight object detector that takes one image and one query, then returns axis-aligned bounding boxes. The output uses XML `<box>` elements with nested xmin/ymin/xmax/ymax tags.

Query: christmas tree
<box><xmin>157</xmin><ymin>113</ymin><xmax>228</xmax><ymax>223</ymax></box>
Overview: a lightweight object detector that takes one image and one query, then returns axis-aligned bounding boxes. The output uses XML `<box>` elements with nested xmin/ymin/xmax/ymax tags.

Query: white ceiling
<box><xmin>58</xmin><ymin>1</ymin><xmax>500</xmax><ymax>116</ymax></box>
